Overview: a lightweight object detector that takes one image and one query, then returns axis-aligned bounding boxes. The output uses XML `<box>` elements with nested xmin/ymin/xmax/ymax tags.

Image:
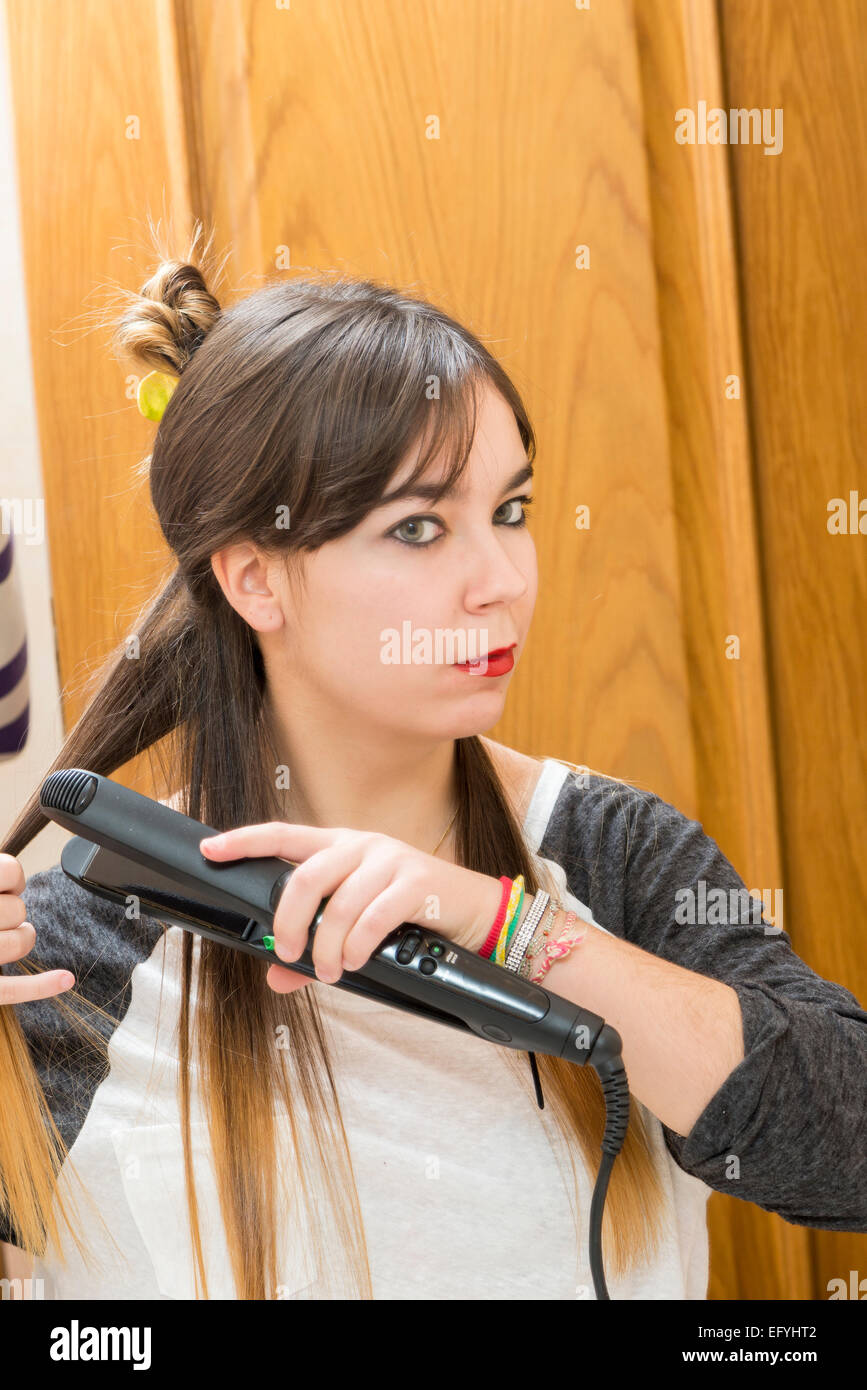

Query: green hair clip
<box><xmin>137</xmin><ymin>369</ymin><xmax>178</xmax><ymax>422</ymax></box>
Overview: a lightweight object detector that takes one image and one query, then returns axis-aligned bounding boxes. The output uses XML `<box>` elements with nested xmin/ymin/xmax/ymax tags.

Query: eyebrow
<box><xmin>377</xmin><ymin>460</ymin><xmax>534</xmax><ymax>508</ymax></box>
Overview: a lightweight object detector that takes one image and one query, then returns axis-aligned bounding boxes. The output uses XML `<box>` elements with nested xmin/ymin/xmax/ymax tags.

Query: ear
<box><xmin>209</xmin><ymin>543</ymin><xmax>284</xmax><ymax>632</ymax></box>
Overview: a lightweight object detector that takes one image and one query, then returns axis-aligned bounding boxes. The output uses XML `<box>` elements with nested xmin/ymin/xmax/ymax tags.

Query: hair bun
<box><xmin>110</xmin><ymin>219</ymin><xmax>227</xmax><ymax>379</ymax></box>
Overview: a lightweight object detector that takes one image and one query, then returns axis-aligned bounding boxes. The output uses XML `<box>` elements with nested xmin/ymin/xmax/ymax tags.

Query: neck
<box><xmin>264</xmin><ymin>692</ymin><xmax>460</xmax><ymax>858</ymax></box>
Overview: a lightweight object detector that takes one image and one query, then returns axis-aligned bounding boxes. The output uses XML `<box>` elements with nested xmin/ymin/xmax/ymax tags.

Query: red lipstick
<box><xmin>454</xmin><ymin>643</ymin><xmax>516</xmax><ymax>676</ymax></box>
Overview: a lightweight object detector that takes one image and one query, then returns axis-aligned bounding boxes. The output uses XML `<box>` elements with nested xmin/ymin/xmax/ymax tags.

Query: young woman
<box><xmin>1</xmin><ymin>227</ymin><xmax>864</xmax><ymax>1300</ymax></box>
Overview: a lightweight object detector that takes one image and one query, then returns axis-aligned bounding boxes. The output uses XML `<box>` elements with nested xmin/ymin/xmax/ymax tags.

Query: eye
<box><xmin>496</xmin><ymin>494</ymin><xmax>534</xmax><ymax>527</ymax></box>
<box><xmin>386</xmin><ymin>495</ymin><xmax>535</xmax><ymax>549</ymax></box>
<box><xmin>388</xmin><ymin>516</ymin><xmax>444</xmax><ymax>547</ymax></box>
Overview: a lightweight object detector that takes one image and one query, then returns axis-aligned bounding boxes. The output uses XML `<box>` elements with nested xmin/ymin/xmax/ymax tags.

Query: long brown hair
<box><xmin>1</xmin><ymin>222</ymin><xmax>666</xmax><ymax>1297</ymax></box>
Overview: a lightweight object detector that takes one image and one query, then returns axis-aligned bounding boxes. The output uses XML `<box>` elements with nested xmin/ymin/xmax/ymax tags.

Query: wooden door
<box><xmin>4</xmin><ymin>0</ymin><xmax>864</xmax><ymax>1300</ymax></box>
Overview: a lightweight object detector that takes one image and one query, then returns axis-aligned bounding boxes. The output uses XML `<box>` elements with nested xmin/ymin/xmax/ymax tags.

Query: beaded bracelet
<box><xmin>531</xmin><ymin>915</ymin><xmax>586</xmax><ymax>983</ymax></box>
<box><xmin>477</xmin><ymin>880</ymin><xmax>588</xmax><ymax>985</ymax></box>
<box><xmin>523</xmin><ymin>908</ymin><xmax>587</xmax><ymax>983</ymax></box>
<box><xmin>519</xmin><ymin>901</ymin><xmax>563</xmax><ymax>977</ymax></box>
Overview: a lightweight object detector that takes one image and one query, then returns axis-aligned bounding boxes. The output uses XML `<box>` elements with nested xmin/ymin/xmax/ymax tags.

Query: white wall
<box><xmin>0</xmin><ymin>1</ymin><xmax>73</xmax><ymax>877</ymax></box>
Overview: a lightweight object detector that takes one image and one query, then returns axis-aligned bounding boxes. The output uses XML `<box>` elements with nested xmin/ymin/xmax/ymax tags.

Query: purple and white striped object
<box><xmin>0</xmin><ymin>529</ymin><xmax>30</xmax><ymax>755</ymax></box>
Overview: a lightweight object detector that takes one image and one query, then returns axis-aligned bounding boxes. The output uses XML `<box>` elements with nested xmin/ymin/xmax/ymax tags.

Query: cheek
<box><xmin>299</xmin><ymin>547</ymin><xmax>394</xmax><ymax>640</ymax></box>
<box><xmin>308</xmin><ymin>561</ymin><xmax>429</xmax><ymax>674</ymax></box>
<box><xmin>524</xmin><ymin>553</ymin><xmax>539</xmax><ymax>609</ymax></box>
<box><xmin>506</xmin><ymin>534</ymin><xmax>538</xmax><ymax>619</ymax></box>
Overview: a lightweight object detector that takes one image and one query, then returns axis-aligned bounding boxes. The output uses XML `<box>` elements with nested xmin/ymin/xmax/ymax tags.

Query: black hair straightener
<box><xmin>39</xmin><ymin>767</ymin><xmax>631</xmax><ymax>1299</ymax></box>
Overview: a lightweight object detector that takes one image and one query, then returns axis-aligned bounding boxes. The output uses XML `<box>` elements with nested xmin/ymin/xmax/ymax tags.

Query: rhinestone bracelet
<box><xmin>505</xmin><ymin>890</ymin><xmax>550</xmax><ymax>972</ymax></box>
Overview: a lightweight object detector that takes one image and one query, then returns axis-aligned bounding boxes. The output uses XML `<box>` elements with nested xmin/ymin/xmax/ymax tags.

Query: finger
<box><xmin>265</xmin><ymin>962</ymin><xmax>313</xmax><ymax>995</ymax></box>
<box><xmin>341</xmin><ymin>878</ymin><xmax>424</xmax><ymax>972</ymax></box>
<box><xmin>0</xmin><ymin>969</ymin><xmax>76</xmax><ymax>1004</ymax></box>
<box><xmin>0</xmin><ymin>854</ymin><xmax>25</xmax><ymax>895</ymax></box>
<box><xmin>307</xmin><ymin>856</ymin><xmax>400</xmax><ymax>983</ymax></box>
<box><xmin>0</xmin><ymin>921</ymin><xmax>36</xmax><ymax>966</ymax></box>
<box><xmin>199</xmin><ymin>823</ymin><xmax>335</xmax><ymax>863</ymax></box>
<box><xmin>199</xmin><ymin>824</ymin><xmax>348</xmax><ymax>968</ymax></box>
<box><xmin>270</xmin><ymin>839</ymin><xmax>373</xmax><ymax>968</ymax></box>
<box><xmin>0</xmin><ymin>894</ymin><xmax>27</xmax><ymax>931</ymax></box>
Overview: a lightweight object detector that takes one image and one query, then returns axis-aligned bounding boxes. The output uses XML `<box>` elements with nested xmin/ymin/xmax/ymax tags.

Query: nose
<box><xmin>460</xmin><ymin>524</ymin><xmax>531</xmax><ymax>610</ymax></box>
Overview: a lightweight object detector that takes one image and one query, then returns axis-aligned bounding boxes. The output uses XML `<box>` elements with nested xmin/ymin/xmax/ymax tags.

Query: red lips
<box><xmin>457</xmin><ymin>642</ymin><xmax>516</xmax><ymax>662</ymax></box>
<box><xmin>453</xmin><ymin>642</ymin><xmax>516</xmax><ymax>675</ymax></box>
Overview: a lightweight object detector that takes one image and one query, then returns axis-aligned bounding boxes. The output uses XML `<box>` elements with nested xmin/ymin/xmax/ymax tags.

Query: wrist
<box><xmin>522</xmin><ymin>907</ymin><xmax>587</xmax><ymax>982</ymax></box>
<box><xmin>465</xmin><ymin>872</ymin><xmax>509</xmax><ymax>954</ymax></box>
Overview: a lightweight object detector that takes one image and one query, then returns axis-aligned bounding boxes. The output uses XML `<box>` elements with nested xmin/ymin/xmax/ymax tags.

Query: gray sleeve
<box><xmin>615</xmin><ymin>788</ymin><xmax>867</xmax><ymax>1231</ymax></box>
<box><xmin>0</xmin><ymin>863</ymin><xmax>164</xmax><ymax>1247</ymax></box>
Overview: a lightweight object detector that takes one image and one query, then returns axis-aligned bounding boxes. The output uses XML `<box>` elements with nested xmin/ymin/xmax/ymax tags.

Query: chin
<box><xmin>440</xmin><ymin>701</ymin><xmax>509</xmax><ymax>740</ymax></box>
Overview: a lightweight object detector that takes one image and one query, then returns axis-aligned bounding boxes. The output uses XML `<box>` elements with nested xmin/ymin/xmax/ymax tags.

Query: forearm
<box><xmin>542</xmin><ymin>921</ymin><xmax>745</xmax><ymax>1137</ymax></box>
<box><xmin>468</xmin><ymin>880</ymin><xmax>745</xmax><ymax>1138</ymax></box>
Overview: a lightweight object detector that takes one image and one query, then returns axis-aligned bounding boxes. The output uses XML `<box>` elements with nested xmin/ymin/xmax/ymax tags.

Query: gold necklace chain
<box><xmin>430</xmin><ymin>805</ymin><xmax>458</xmax><ymax>857</ymax></box>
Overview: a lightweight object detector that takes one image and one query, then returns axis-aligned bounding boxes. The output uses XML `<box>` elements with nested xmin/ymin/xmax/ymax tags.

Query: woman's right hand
<box><xmin>0</xmin><ymin>853</ymin><xmax>75</xmax><ymax>1003</ymax></box>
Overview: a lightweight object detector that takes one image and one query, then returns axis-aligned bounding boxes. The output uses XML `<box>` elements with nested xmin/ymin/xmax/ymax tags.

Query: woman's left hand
<box><xmin>199</xmin><ymin>824</ymin><xmax>503</xmax><ymax>994</ymax></box>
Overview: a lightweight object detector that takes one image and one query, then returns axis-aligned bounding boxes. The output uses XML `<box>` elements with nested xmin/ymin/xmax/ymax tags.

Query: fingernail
<box><xmin>202</xmin><ymin>835</ymin><xmax>225</xmax><ymax>849</ymax></box>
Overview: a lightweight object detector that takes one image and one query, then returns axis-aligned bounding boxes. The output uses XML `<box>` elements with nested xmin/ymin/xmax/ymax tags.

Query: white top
<box><xmin>28</xmin><ymin>759</ymin><xmax>712</xmax><ymax>1299</ymax></box>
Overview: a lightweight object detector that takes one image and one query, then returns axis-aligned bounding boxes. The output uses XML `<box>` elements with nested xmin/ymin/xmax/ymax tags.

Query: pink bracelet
<box><xmin>527</xmin><ymin>910</ymin><xmax>588</xmax><ymax>983</ymax></box>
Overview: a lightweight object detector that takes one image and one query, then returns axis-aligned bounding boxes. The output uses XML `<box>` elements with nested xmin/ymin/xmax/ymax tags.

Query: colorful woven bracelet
<box><xmin>491</xmin><ymin>875</ymin><xmax>524</xmax><ymax>963</ymax></box>
<box><xmin>495</xmin><ymin>878</ymin><xmax>525</xmax><ymax>963</ymax></box>
<box><xmin>528</xmin><ymin>911</ymin><xmax>587</xmax><ymax>983</ymax></box>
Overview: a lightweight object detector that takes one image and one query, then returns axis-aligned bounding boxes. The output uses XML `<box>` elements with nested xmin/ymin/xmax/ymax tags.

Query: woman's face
<box><xmin>263</xmin><ymin>380</ymin><xmax>538</xmax><ymax>741</ymax></box>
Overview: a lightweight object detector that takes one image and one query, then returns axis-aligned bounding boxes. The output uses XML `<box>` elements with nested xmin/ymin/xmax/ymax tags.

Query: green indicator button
<box><xmin>429</xmin><ymin>942</ymin><xmax>444</xmax><ymax>955</ymax></box>
<box><xmin>262</xmin><ymin>935</ymin><xmax>275</xmax><ymax>952</ymax></box>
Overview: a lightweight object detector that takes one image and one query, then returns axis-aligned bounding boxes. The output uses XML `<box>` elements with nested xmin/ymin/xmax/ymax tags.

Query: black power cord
<box><xmin>528</xmin><ymin>1023</ymin><xmax>629</xmax><ymax>1300</ymax></box>
<box><xmin>588</xmin><ymin>1026</ymin><xmax>630</xmax><ymax>1300</ymax></box>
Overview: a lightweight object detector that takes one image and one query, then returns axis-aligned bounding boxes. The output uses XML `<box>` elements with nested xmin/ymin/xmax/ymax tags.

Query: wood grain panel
<box><xmin>4</xmin><ymin>0</ymin><xmax>196</xmax><ymax>794</ymax></box>
<box><xmin>633</xmin><ymin>0</ymin><xmax>802</xmax><ymax>1299</ymax></box>
<box><xmin>718</xmin><ymin>0</ymin><xmax>867</xmax><ymax>1300</ymax></box>
<box><xmin>189</xmin><ymin>0</ymin><xmax>698</xmax><ymax>802</ymax></box>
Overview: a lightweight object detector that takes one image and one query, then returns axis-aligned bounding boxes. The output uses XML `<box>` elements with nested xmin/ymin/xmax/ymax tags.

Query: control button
<box><xmin>397</xmin><ymin>932</ymin><xmax>422</xmax><ymax>965</ymax></box>
<box><xmin>418</xmin><ymin>956</ymin><xmax>437</xmax><ymax>975</ymax></box>
<box><xmin>423</xmin><ymin>959</ymin><xmax>550</xmax><ymax>1022</ymax></box>
<box><xmin>482</xmin><ymin>1024</ymin><xmax>512</xmax><ymax>1043</ymax></box>
<box><xmin>429</xmin><ymin>942</ymin><xmax>444</xmax><ymax>956</ymax></box>
<box><xmin>262</xmin><ymin>935</ymin><xmax>275</xmax><ymax>952</ymax></box>
<box><xmin>269</xmin><ymin>870</ymin><xmax>292</xmax><ymax>912</ymax></box>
